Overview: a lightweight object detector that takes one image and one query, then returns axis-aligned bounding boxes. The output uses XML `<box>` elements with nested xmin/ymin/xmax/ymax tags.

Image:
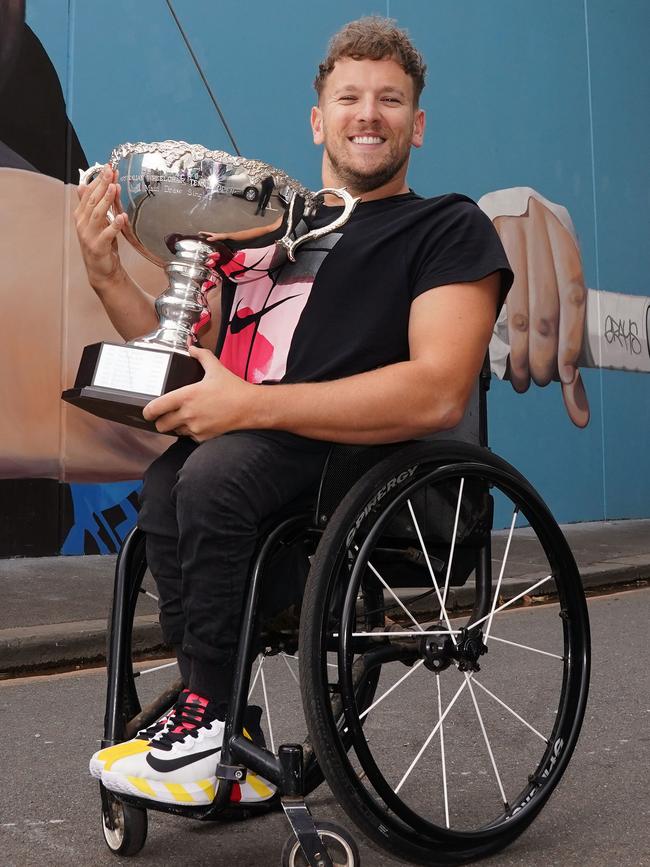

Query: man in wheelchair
<box><xmin>76</xmin><ymin>17</ymin><xmax>512</xmax><ymax>808</ymax></box>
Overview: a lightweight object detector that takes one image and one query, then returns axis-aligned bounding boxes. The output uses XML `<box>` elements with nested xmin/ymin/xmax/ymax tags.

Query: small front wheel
<box><xmin>281</xmin><ymin>820</ymin><xmax>360</xmax><ymax>867</ymax></box>
<box><xmin>101</xmin><ymin>786</ymin><xmax>148</xmax><ymax>857</ymax></box>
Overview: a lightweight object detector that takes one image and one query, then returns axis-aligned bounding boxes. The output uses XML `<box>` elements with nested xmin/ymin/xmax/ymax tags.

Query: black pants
<box><xmin>138</xmin><ymin>430</ymin><xmax>330</xmax><ymax>702</ymax></box>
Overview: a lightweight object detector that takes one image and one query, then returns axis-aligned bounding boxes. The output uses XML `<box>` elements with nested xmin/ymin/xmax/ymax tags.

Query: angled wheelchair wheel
<box><xmin>300</xmin><ymin>441</ymin><xmax>590</xmax><ymax>865</ymax></box>
<box><xmin>281</xmin><ymin>820</ymin><xmax>361</xmax><ymax>867</ymax></box>
<box><xmin>101</xmin><ymin>786</ymin><xmax>148</xmax><ymax>856</ymax></box>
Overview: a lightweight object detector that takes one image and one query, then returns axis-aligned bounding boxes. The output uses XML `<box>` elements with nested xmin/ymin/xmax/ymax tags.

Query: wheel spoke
<box><xmin>407</xmin><ymin>498</ymin><xmax>457</xmax><ymax>643</ymax></box>
<box><xmin>359</xmin><ymin>659</ymin><xmax>425</xmax><ymax>720</ymax></box>
<box><xmin>136</xmin><ymin>660</ymin><xmax>177</xmax><ymax>676</ymax></box>
<box><xmin>489</xmin><ymin>635</ymin><xmax>564</xmax><ymax>660</ymax></box>
<box><xmin>367</xmin><ymin>560</ymin><xmax>426</xmax><ymax>633</ymax></box>
<box><xmin>348</xmin><ymin>629</ymin><xmax>459</xmax><ymax>638</ymax></box>
<box><xmin>465</xmin><ymin>674</ymin><xmax>509</xmax><ymax>809</ymax></box>
<box><xmin>248</xmin><ymin>654</ymin><xmax>264</xmax><ymax>699</ymax></box>
<box><xmin>485</xmin><ymin>507</ymin><xmax>519</xmax><ymax>641</ymax></box>
<box><xmin>468</xmin><ymin>574</ymin><xmax>553</xmax><ymax>630</ymax></box>
<box><xmin>259</xmin><ymin>664</ymin><xmax>275</xmax><ymax>754</ymax></box>
<box><xmin>281</xmin><ymin>652</ymin><xmax>300</xmax><ymax>685</ymax></box>
<box><xmin>395</xmin><ymin>676</ymin><xmax>469</xmax><ymax>794</ymax></box>
<box><xmin>437</xmin><ymin>676</ymin><xmax>450</xmax><ymax>828</ymax></box>
<box><xmin>472</xmin><ymin>677</ymin><xmax>548</xmax><ymax>743</ymax></box>
<box><xmin>440</xmin><ymin>477</ymin><xmax>465</xmax><ymax>614</ymax></box>
<box><xmin>140</xmin><ymin>588</ymin><xmax>159</xmax><ymax>602</ymax></box>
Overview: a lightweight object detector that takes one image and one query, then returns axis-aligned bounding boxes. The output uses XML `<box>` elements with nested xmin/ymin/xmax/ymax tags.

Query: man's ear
<box><xmin>411</xmin><ymin>109</ymin><xmax>425</xmax><ymax>149</ymax></box>
<box><xmin>311</xmin><ymin>106</ymin><xmax>324</xmax><ymax>145</ymax></box>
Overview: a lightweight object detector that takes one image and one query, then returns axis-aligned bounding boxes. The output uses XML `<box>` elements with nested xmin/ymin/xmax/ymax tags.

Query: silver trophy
<box><xmin>62</xmin><ymin>140</ymin><xmax>359</xmax><ymax>431</ymax></box>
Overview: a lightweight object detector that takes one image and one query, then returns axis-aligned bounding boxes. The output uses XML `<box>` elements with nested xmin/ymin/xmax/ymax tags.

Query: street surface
<box><xmin>1</xmin><ymin>588</ymin><xmax>649</xmax><ymax>867</ymax></box>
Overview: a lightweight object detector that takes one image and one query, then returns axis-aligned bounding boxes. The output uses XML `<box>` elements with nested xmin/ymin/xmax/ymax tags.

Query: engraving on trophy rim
<box><xmin>109</xmin><ymin>139</ymin><xmax>315</xmax><ymax>206</ymax></box>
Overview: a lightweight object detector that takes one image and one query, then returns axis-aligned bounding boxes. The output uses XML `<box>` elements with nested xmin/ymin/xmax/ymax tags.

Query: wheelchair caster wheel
<box><xmin>281</xmin><ymin>820</ymin><xmax>360</xmax><ymax>867</ymax></box>
<box><xmin>101</xmin><ymin>788</ymin><xmax>148</xmax><ymax>856</ymax></box>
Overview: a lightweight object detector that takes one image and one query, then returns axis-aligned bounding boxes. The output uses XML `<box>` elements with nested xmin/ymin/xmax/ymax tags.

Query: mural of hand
<box><xmin>480</xmin><ymin>189</ymin><xmax>590</xmax><ymax>428</ymax></box>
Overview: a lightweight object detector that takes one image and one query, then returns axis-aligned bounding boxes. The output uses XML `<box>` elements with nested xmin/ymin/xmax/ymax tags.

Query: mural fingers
<box><xmin>543</xmin><ymin>206</ymin><xmax>588</xmax><ymax>387</ymax></box>
<box><xmin>561</xmin><ymin>371</ymin><xmax>590</xmax><ymax>428</ymax></box>
<box><xmin>527</xmin><ymin>198</ymin><xmax>560</xmax><ymax>387</ymax></box>
<box><xmin>496</xmin><ymin>217</ymin><xmax>530</xmax><ymax>392</ymax></box>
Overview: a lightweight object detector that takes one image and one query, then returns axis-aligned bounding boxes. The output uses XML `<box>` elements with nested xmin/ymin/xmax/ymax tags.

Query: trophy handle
<box><xmin>78</xmin><ymin>163</ymin><xmax>116</xmax><ymax>223</ymax></box>
<box><xmin>277</xmin><ymin>187</ymin><xmax>360</xmax><ymax>262</ymax></box>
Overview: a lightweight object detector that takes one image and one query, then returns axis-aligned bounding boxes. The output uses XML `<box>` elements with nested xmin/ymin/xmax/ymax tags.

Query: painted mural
<box><xmin>0</xmin><ymin>1</ymin><xmax>167</xmax><ymax>554</ymax></box>
<box><xmin>1</xmin><ymin>0</ymin><xmax>648</xmax><ymax>555</ymax></box>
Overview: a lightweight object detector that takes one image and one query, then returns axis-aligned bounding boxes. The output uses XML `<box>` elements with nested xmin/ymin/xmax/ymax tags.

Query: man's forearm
<box><xmin>92</xmin><ymin>265</ymin><xmax>160</xmax><ymax>342</ymax></box>
<box><xmin>249</xmin><ymin>360</ymin><xmax>465</xmax><ymax>444</ymax></box>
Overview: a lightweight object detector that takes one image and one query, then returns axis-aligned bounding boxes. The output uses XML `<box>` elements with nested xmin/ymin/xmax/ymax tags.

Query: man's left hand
<box><xmin>142</xmin><ymin>346</ymin><xmax>255</xmax><ymax>440</ymax></box>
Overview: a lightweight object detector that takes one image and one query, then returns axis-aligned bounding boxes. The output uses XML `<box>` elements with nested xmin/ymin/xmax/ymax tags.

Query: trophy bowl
<box><xmin>62</xmin><ymin>140</ymin><xmax>359</xmax><ymax>432</ymax></box>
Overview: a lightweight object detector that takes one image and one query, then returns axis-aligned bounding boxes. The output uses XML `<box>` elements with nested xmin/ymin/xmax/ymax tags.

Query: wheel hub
<box><xmin>421</xmin><ymin>626</ymin><xmax>488</xmax><ymax>673</ymax></box>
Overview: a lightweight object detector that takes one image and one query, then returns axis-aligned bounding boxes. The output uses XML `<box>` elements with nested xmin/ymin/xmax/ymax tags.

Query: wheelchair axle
<box><xmin>421</xmin><ymin>625</ymin><xmax>488</xmax><ymax>673</ymax></box>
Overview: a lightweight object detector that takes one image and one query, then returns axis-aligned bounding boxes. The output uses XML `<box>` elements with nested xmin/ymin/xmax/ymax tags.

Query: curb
<box><xmin>1</xmin><ymin>565</ymin><xmax>648</xmax><ymax>678</ymax></box>
<box><xmin>0</xmin><ymin>615</ymin><xmax>166</xmax><ymax>678</ymax></box>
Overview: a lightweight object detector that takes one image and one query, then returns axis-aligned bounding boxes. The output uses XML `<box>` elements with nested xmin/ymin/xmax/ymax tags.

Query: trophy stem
<box><xmin>131</xmin><ymin>241</ymin><xmax>215</xmax><ymax>355</ymax></box>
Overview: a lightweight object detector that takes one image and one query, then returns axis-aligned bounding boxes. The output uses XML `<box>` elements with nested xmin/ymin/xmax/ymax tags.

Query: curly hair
<box><xmin>314</xmin><ymin>17</ymin><xmax>426</xmax><ymax>104</ymax></box>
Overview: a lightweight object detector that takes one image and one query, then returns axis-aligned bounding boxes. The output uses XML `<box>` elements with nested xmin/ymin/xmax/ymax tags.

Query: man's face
<box><xmin>311</xmin><ymin>57</ymin><xmax>425</xmax><ymax>195</ymax></box>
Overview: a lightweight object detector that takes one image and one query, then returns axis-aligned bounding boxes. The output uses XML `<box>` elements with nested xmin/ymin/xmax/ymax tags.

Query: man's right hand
<box><xmin>74</xmin><ymin>164</ymin><xmax>128</xmax><ymax>290</ymax></box>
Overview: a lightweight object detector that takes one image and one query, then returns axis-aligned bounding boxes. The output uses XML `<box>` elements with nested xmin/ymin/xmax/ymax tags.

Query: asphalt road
<box><xmin>1</xmin><ymin>588</ymin><xmax>649</xmax><ymax>867</ymax></box>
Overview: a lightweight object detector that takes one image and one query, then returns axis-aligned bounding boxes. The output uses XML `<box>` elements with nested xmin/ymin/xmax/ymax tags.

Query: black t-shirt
<box><xmin>217</xmin><ymin>191</ymin><xmax>512</xmax><ymax>385</ymax></box>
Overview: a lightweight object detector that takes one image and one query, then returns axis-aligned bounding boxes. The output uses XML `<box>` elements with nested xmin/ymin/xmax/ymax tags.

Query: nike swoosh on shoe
<box><xmin>145</xmin><ymin>745</ymin><xmax>221</xmax><ymax>773</ymax></box>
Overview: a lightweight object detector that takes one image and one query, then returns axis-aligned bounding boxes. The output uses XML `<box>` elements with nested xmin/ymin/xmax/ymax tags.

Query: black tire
<box><xmin>101</xmin><ymin>786</ymin><xmax>148</xmax><ymax>856</ymax></box>
<box><xmin>300</xmin><ymin>442</ymin><xmax>590</xmax><ymax>865</ymax></box>
<box><xmin>281</xmin><ymin>820</ymin><xmax>361</xmax><ymax>867</ymax></box>
<box><xmin>244</xmin><ymin>186</ymin><xmax>258</xmax><ymax>201</ymax></box>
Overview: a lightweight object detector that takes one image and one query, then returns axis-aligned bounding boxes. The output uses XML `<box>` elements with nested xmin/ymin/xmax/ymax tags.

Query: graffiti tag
<box><xmin>603</xmin><ymin>315</ymin><xmax>642</xmax><ymax>355</ymax></box>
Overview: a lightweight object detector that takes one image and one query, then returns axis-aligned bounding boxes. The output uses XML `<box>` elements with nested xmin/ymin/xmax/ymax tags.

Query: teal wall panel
<box><xmin>6</xmin><ymin>0</ymin><xmax>650</xmax><ymax>554</ymax></box>
<box><xmin>587</xmin><ymin>0</ymin><xmax>650</xmax><ymax>518</ymax></box>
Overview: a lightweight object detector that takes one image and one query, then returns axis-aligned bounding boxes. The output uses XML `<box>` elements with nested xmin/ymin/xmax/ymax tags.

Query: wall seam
<box><xmin>583</xmin><ymin>0</ymin><xmax>607</xmax><ymax>521</ymax></box>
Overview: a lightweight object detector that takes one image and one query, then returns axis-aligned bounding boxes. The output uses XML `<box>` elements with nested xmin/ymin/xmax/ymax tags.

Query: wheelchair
<box><xmin>98</xmin><ymin>366</ymin><xmax>591</xmax><ymax>866</ymax></box>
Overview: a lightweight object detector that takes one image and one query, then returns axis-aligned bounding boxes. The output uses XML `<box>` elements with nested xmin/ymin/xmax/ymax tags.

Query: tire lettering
<box><xmin>346</xmin><ymin>466</ymin><xmax>417</xmax><ymax>549</ymax></box>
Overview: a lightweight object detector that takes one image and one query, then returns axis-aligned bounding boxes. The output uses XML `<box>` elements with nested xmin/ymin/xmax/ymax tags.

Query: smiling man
<box><xmin>82</xmin><ymin>17</ymin><xmax>512</xmax><ymax>806</ymax></box>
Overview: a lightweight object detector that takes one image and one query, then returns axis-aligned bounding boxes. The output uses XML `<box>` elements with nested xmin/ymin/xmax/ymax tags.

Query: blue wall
<box><xmin>25</xmin><ymin>0</ymin><xmax>650</xmax><ymax>529</ymax></box>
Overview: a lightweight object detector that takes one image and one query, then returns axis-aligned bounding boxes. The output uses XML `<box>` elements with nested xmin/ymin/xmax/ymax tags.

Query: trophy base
<box><xmin>62</xmin><ymin>342</ymin><xmax>204</xmax><ymax>433</ymax></box>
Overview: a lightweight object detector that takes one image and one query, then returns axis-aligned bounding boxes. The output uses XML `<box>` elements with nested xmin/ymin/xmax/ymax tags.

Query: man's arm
<box><xmin>143</xmin><ymin>273</ymin><xmax>501</xmax><ymax>443</ymax></box>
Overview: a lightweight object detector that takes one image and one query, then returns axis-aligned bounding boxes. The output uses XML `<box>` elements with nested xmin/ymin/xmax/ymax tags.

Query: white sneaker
<box><xmin>101</xmin><ymin>692</ymin><xmax>225</xmax><ymax>805</ymax></box>
<box><xmin>89</xmin><ymin>698</ymin><xmax>183</xmax><ymax>780</ymax></box>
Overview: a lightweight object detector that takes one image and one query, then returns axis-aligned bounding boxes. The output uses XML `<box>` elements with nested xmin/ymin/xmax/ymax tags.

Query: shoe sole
<box><xmin>101</xmin><ymin>768</ymin><xmax>277</xmax><ymax>806</ymax></box>
<box><xmin>102</xmin><ymin>768</ymin><xmax>218</xmax><ymax>805</ymax></box>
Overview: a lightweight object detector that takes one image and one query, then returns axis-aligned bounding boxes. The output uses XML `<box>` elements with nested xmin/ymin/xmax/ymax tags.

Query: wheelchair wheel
<box><xmin>300</xmin><ymin>441</ymin><xmax>590</xmax><ymax>865</ymax></box>
<box><xmin>101</xmin><ymin>786</ymin><xmax>148</xmax><ymax>856</ymax></box>
<box><xmin>281</xmin><ymin>820</ymin><xmax>361</xmax><ymax>866</ymax></box>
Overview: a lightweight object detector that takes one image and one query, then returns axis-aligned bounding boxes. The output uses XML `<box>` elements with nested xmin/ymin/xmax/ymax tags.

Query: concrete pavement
<box><xmin>1</xmin><ymin>588</ymin><xmax>649</xmax><ymax>866</ymax></box>
<box><xmin>1</xmin><ymin>518</ymin><xmax>649</xmax><ymax>676</ymax></box>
